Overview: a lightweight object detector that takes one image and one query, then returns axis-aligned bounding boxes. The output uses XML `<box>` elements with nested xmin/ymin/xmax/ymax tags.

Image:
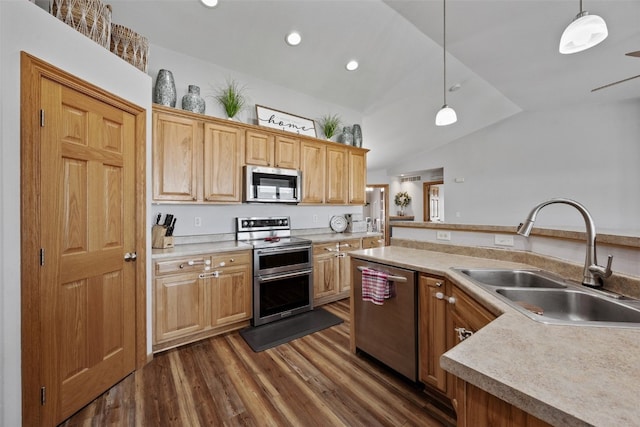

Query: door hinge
<box><xmin>40</xmin><ymin>109</ymin><xmax>45</xmax><ymax>127</ymax></box>
<box><xmin>40</xmin><ymin>248</ymin><xmax>45</xmax><ymax>266</ymax></box>
<box><xmin>40</xmin><ymin>386</ymin><xmax>46</xmax><ymax>405</ymax></box>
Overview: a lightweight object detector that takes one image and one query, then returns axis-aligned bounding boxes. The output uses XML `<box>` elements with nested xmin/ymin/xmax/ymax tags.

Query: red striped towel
<box><xmin>362</xmin><ymin>268</ymin><xmax>395</xmax><ymax>305</ymax></box>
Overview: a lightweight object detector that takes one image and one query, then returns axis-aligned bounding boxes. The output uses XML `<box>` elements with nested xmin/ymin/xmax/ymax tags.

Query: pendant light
<box><xmin>435</xmin><ymin>0</ymin><xmax>457</xmax><ymax>126</ymax></box>
<box><xmin>559</xmin><ymin>0</ymin><xmax>608</xmax><ymax>54</ymax></box>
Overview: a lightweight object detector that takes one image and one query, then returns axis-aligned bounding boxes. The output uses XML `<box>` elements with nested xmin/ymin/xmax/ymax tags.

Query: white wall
<box><xmin>383</xmin><ymin>99</ymin><xmax>640</xmax><ymax>235</ymax></box>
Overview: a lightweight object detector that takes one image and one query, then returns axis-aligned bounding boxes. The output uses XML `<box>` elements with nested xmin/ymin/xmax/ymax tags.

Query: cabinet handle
<box><xmin>455</xmin><ymin>327</ymin><xmax>474</xmax><ymax>342</ymax></box>
<box><xmin>337</xmin><ymin>253</ymin><xmax>346</xmax><ymax>258</ymax></box>
<box><xmin>180</xmin><ymin>259</ymin><xmax>211</xmax><ymax>269</ymax></box>
<box><xmin>324</xmin><ymin>247</ymin><xmax>337</xmax><ymax>252</ymax></box>
<box><xmin>199</xmin><ymin>271</ymin><xmax>219</xmax><ymax>279</ymax></box>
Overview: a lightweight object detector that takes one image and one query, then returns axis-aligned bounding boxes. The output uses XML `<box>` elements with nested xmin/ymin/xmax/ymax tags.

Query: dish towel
<box><xmin>362</xmin><ymin>268</ymin><xmax>395</xmax><ymax>305</ymax></box>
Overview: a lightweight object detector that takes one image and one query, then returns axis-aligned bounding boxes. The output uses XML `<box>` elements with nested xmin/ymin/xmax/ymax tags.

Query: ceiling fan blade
<box><xmin>591</xmin><ymin>74</ymin><xmax>640</xmax><ymax>92</ymax></box>
<box><xmin>625</xmin><ymin>51</ymin><xmax>640</xmax><ymax>58</ymax></box>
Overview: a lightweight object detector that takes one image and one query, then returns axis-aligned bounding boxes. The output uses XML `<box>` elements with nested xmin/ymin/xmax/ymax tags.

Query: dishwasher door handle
<box><xmin>357</xmin><ymin>266</ymin><xmax>407</xmax><ymax>282</ymax></box>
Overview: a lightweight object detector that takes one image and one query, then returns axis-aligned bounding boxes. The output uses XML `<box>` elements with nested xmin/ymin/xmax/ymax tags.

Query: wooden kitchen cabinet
<box><xmin>313</xmin><ymin>238</ymin><xmax>361</xmax><ymax>306</ymax></box>
<box><xmin>455</xmin><ymin>380</ymin><xmax>552</xmax><ymax>427</ymax></box>
<box><xmin>245</xmin><ymin>129</ymin><xmax>299</xmax><ymax>169</ymax></box>
<box><xmin>153</xmin><ymin>250</ymin><xmax>252</xmax><ymax>352</ymax></box>
<box><xmin>203</xmin><ymin>121</ymin><xmax>244</xmax><ymax>202</ymax></box>
<box><xmin>299</xmin><ymin>140</ymin><xmax>326</xmax><ymax>204</ymax></box>
<box><xmin>348</xmin><ymin>148</ymin><xmax>367</xmax><ymax>205</ymax></box>
<box><xmin>419</xmin><ymin>275</ymin><xmax>495</xmax><ymax>400</ymax></box>
<box><xmin>152</xmin><ymin>110</ymin><xmax>201</xmax><ymax>201</ymax></box>
<box><xmin>362</xmin><ymin>236</ymin><xmax>385</xmax><ymax>248</ymax></box>
<box><xmin>152</xmin><ymin>105</ymin><xmax>243</xmax><ymax>203</ymax></box>
<box><xmin>326</xmin><ymin>145</ymin><xmax>348</xmax><ymax>204</ymax></box>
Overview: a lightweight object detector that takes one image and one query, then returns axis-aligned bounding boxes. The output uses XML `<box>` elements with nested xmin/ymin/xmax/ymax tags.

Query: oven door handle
<box><xmin>255</xmin><ymin>245</ymin><xmax>311</xmax><ymax>255</ymax></box>
<box><xmin>258</xmin><ymin>268</ymin><xmax>313</xmax><ymax>282</ymax></box>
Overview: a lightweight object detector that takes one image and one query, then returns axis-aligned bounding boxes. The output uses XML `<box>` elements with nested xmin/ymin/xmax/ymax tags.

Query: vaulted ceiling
<box><xmin>107</xmin><ymin>0</ymin><xmax>640</xmax><ymax>171</ymax></box>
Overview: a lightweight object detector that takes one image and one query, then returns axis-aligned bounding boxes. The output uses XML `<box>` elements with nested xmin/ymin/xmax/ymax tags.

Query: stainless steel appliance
<box><xmin>243</xmin><ymin>166</ymin><xmax>302</xmax><ymax>204</ymax></box>
<box><xmin>237</xmin><ymin>217</ymin><xmax>313</xmax><ymax>326</ymax></box>
<box><xmin>352</xmin><ymin>258</ymin><xmax>418</xmax><ymax>381</ymax></box>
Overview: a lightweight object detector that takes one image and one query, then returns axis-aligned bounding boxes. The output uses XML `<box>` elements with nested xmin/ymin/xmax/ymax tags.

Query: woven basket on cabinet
<box><xmin>110</xmin><ymin>23</ymin><xmax>149</xmax><ymax>72</ymax></box>
<box><xmin>50</xmin><ymin>0</ymin><xmax>112</xmax><ymax>49</ymax></box>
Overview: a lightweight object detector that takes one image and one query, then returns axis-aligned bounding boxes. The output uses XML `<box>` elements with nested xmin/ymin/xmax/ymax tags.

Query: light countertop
<box><xmin>152</xmin><ymin>240</ymin><xmax>253</xmax><ymax>260</ymax></box>
<box><xmin>348</xmin><ymin>246</ymin><xmax>640</xmax><ymax>427</ymax></box>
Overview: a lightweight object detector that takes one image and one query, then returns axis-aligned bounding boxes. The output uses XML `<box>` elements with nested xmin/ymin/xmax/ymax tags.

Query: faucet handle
<box><xmin>589</xmin><ymin>255</ymin><xmax>614</xmax><ymax>279</ymax></box>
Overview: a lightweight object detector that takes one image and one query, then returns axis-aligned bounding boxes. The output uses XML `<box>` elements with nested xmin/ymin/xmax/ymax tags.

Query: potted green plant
<box><xmin>214</xmin><ymin>79</ymin><xmax>247</xmax><ymax>119</ymax></box>
<box><xmin>394</xmin><ymin>191</ymin><xmax>411</xmax><ymax>216</ymax></box>
<box><xmin>318</xmin><ymin>114</ymin><xmax>341</xmax><ymax>140</ymax></box>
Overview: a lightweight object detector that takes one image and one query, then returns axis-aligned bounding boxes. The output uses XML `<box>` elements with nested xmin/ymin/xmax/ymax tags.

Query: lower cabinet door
<box><xmin>211</xmin><ymin>264</ymin><xmax>252</xmax><ymax>326</ymax></box>
<box><xmin>155</xmin><ymin>273</ymin><xmax>206</xmax><ymax>343</ymax></box>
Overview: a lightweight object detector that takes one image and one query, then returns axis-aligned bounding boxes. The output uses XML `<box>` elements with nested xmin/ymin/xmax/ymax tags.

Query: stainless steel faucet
<box><xmin>516</xmin><ymin>198</ymin><xmax>613</xmax><ymax>287</ymax></box>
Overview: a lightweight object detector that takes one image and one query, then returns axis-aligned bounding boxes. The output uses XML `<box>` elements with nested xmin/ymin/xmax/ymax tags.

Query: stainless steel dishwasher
<box><xmin>352</xmin><ymin>258</ymin><xmax>418</xmax><ymax>381</ymax></box>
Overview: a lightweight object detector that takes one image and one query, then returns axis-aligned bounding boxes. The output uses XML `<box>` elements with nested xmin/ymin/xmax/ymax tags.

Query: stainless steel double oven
<box><xmin>237</xmin><ymin>217</ymin><xmax>313</xmax><ymax>326</ymax></box>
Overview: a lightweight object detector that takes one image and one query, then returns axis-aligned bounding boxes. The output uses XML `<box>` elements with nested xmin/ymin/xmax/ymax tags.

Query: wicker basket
<box><xmin>50</xmin><ymin>0</ymin><xmax>112</xmax><ymax>49</ymax></box>
<box><xmin>110</xmin><ymin>23</ymin><xmax>149</xmax><ymax>72</ymax></box>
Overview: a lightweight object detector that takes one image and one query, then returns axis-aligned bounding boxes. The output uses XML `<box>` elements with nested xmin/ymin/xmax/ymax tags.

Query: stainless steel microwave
<box><xmin>243</xmin><ymin>166</ymin><xmax>302</xmax><ymax>204</ymax></box>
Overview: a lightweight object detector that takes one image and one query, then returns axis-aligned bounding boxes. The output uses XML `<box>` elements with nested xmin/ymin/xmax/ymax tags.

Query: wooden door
<box><xmin>348</xmin><ymin>149</ymin><xmax>367</xmax><ymax>205</ymax></box>
<box><xmin>39</xmin><ymin>77</ymin><xmax>137</xmax><ymax>424</ymax></box>
<box><xmin>152</xmin><ymin>111</ymin><xmax>200</xmax><ymax>201</ymax></box>
<box><xmin>274</xmin><ymin>134</ymin><xmax>300</xmax><ymax>169</ymax></box>
<box><xmin>300</xmin><ymin>140</ymin><xmax>326</xmax><ymax>204</ymax></box>
<box><xmin>203</xmin><ymin>121</ymin><xmax>243</xmax><ymax>202</ymax></box>
<box><xmin>313</xmin><ymin>244</ymin><xmax>339</xmax><ymax>303</ymax></box>
<box><xmin>245</xmin><ymin>129</ymin><xmax>274</xmax><ymax>166</ymax></box>
<box><xmin>326</xmin><ymin>145</ymin><xmax>348</xmax><ymax>204</ymax></box>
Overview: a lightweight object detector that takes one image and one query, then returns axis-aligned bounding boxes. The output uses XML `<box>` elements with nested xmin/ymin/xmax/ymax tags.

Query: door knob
<box><xmin>124</xmin><ymin>252</ymin><xmax>137</xmax><ymax>262</ymax></box>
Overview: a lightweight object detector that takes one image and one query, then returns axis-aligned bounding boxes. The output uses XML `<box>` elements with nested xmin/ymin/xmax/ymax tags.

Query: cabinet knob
<box><xmin>448</xmin><ymin>296</ymin><xmax>456</xmax><ymax>304</ymax></box>
<box><xmin>219</xmin><ymin>261</ymin><xmax>226</xmax><ymax>267</ymax></box>
<box><xmin>435</xmin><ymin>281</ymin><xmax>443</xmax><ymax>287</ymax></box>
<box><xmin>435</xmin><ymin>292</ymin><xmax>444</xmax><ymax>300</ymax></box>
<box><xmin>455</xmin><ymin>327</ymin><xmax>473</xmax><ymax>342</ymax></box>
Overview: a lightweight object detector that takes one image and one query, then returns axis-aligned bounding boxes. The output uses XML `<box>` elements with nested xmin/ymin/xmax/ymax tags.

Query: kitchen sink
<box><xmin>453</xmin><ymin>268</ymin><xmax>640</xmax><ymax>328</ymax></box>
<box><xmin>495</xmin><ymin>288</ymin><xmax>640</xmax><ymax>325</ymax></box>
<box><xmin>456</xmin><ymin>268</ymin><xmax>567</xmax><ymax>289</ymax></box>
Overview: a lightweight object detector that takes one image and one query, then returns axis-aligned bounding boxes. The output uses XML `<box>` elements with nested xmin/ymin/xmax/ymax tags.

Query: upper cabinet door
<box><xmin>245</xmin><ymin>129</ymin><xmax>274</xmax><ymax>167</ymax></box>
<box><xmin>203</xmin><ymin>121</ymin><xmax>244</xmax><ymax>202</ymax></box>
<box><xmin>152</xmin><ymin>111</ymin><xmax>200</xmax><ymax>201</ymax></box>
<box><xmin>348</xmin><ymin>148</ymin><xmax>367</xmax><ymax>205</ymax></box>
<box><xmin>274</xmin><ymin>134</ymin><xmax>300</xmax><ymax>169</ymax></box>
<box><xmin>326</xmin><ymin>145</ymin><xmax>348</xmax><ymax>204</ymax></box>
<box><xmin>300</xmin><ymin>140</ymin><xmax>326</xmax><ymax>204</ymax></box>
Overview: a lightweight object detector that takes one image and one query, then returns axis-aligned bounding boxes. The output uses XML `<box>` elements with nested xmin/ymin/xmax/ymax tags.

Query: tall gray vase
<box><xmin>154</xmin><ymin>69</ymin><xmax>176</xmax><ymax>107</ymax></box>
<box><xmin>352</xmin><ymin>124</ymin><xmax>363</xmax><ymax>148</ymax></box>
<box><xmin>182</xmin><ymin>85</ymin><xmax>205</xmax><ymax>114</ymax></box>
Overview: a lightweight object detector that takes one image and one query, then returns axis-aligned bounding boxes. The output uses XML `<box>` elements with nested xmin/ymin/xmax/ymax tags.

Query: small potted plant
<box><xmin>214</xmin><ymin>79</ymin><xmax>247</xmax><ymax>120</ymax></box>
<box><xmin>318</xmin><ymin>114</ymin><xmax>341</xmax><ymax>140</ymax></box>
<box><xmin>394</xmin><ymin>191</ymin><xmax>411</xmax><ymax>216</ymax></box>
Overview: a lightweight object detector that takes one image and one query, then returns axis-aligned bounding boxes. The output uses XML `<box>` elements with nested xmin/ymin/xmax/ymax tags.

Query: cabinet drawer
<box><xmin>362</xmin><ymin>236</ymin><xmax>384</xmax><ymax>249</ymax></box>
<box><xmin>339</xmin><ymin>239</ymin><xmax>361</xmax><ymax>251</ymax></box>
<box><xmin>314</xmin><ymin>242</ymin><xmax>340</xmax><ymax>255</ymax></box>
<box><xmin>210</xmin><ymin>251</ymin><xmax>252</xmax><ymax>269</ymax></box>
<box><xmin>155</xmin><ymin>255</ymin><xmax>213</xmax><ymax>275</ymax></box>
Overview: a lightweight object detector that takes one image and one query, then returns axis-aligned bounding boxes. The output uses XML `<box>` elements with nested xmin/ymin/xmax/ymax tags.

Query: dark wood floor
<box><xmin>60</xmin><ymin>300</ymin><xmax>455</xmax><ymax>426</ymax></box>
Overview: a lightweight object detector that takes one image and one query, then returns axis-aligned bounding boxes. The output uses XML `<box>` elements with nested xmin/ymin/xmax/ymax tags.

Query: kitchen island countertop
<box><xmin>348</xmin><ymin>245</ymin><xmax>640</xmax><ymax>427</ymax></box>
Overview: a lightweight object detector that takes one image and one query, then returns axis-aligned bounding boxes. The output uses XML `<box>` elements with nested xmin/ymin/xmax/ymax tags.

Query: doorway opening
<box><xmin>364</xmin><ymin>184</ymin><xmax>390</xmax><ymax>245</ymax></box>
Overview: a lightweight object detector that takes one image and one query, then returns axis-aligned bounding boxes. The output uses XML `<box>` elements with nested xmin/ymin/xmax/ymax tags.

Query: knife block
<box><xmin>152</xmin><ymin>225</ymin><xmax>174</xmax><ymax>249</ymax></box>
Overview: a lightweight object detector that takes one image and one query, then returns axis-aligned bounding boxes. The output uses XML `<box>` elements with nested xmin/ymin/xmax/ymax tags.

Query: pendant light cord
<box><xmin>442</xmin><ymin>0</ymin><xmax>447</xmax><ymax>105</ymax></box>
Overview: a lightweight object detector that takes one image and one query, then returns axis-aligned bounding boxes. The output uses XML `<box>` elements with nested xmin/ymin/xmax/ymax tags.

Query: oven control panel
<box><xmin>237</xmin><ymin>216</ymin><xmax>290</xmax><ymax>232</ymax></box>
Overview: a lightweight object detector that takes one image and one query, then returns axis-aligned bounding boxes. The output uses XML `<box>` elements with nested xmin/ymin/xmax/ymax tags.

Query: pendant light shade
<box><xmin>559</xmin><ymin>2</ymin><xmax>608</xmax><ymax>54</ymax></box>
<box><xmin>435</xmin><ymin>0</ymin><xmax>456</xmax><ymax>126</ymax></box>
<box><xmin>435</xmin><ymin>105</ymin><xmax>457</xmax><ymax>126</ymax></box>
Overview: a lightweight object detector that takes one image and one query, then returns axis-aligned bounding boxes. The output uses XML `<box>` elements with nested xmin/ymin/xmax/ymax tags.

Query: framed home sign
<box><xmin>256</xmin><ymin>105</ymin><xmax>317</xmax><ymax>137</ymax></box>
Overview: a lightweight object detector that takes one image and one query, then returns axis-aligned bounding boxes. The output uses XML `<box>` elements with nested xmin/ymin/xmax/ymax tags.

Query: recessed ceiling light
<box><xmin>285</xmin><ymin>32</ymin><xmax>302</xmax><ymax>46</ymax></box>
<box><xmin>346</xmin><ymin>60</ymin><xmax>359</xmax><ymax>71</ymax></box>
<box><xmin>201</xmin><ymin>0</ymin><xmax>218</xmax><ymax>7</ymax></box>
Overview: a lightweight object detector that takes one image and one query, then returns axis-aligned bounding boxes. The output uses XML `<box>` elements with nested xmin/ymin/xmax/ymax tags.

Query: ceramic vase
<box><xmin>352</xmin><ymin>124</ymin><xmax>363</xmax><ymax>148</ymax></box>
<box><xmin>181</xmin><ymin>85</ymin><xmax>205</xmax><ymax>114</ymax></box>
<box><xmin>154</xmin><ymin>69</ymin><xmax>176</xmax><ymax>107</ymax></box>
<box><xmin>340</xmin><ymin>126</ymin><xmax>353</xmax><ymax>145</ymax></box>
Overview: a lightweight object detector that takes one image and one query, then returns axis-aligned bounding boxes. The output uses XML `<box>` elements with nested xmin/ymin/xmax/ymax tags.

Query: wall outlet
<box><xmin>194</xmin><ymin>216</ymin><xmax>202</xmax><ymax>227</ymax></box>
<box><xmin>312</xmin><ymin>214</ymin><xmax>318</xmax><ymax>223</ymax></box>
<box><xmin>494</xmin><ymin>235</ymin><xmax>514</xmax><ymax>246</ymax></box>
<box><xmin>436</xmin><ymin>231</ymin><xmax>451</xmax><ymax>241</ymax></box>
